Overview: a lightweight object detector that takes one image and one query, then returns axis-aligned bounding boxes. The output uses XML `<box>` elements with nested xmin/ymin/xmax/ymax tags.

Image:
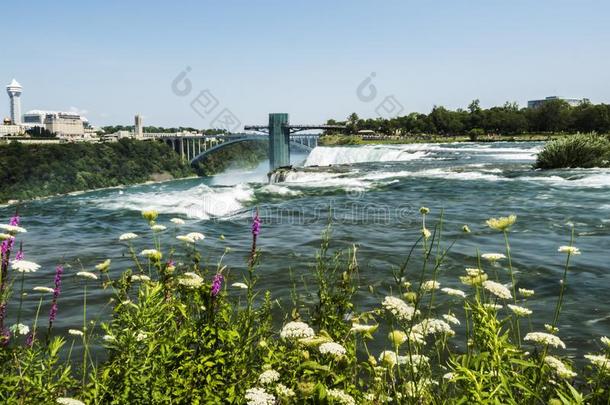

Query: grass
<box><xmin>0</xmin><ymin>210</ymin><xmax>609</xmax><ymax>404</ymax></box>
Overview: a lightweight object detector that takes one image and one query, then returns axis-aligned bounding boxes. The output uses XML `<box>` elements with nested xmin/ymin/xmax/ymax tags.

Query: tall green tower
<box><xmin>268</xmin><ymin>113</ymin><xmax>290</xmax><ymax>170</ymax></box>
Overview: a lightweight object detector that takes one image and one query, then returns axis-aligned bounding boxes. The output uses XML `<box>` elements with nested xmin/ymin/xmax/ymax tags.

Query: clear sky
<box><xmin>2</xmin><ymin>0</ymin><xmax>609</xmax><ymax>128</ymax></box>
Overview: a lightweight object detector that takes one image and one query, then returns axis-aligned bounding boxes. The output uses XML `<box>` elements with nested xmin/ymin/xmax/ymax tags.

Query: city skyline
<box><xmin>2</xmin><ymin>0</ymin><xmax>609</xmax><ymax>128</ymax></box>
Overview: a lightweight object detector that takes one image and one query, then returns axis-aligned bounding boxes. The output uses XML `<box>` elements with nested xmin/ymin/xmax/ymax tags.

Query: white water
<box><xmin>305</xmin><ymin>145</ymin><xmax>430</xmax><ymax>166</ymax></box>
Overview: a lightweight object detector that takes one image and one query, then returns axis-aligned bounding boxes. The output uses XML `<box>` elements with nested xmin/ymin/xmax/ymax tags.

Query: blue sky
<box><xmin>2</xmin><ymin>0</ymin><xmax>609</xmax><ymax>128</ymax></box>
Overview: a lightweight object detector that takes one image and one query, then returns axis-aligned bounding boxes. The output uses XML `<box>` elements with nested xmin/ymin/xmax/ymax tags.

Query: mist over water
<box><xmin>3</xmin><ymin>142</ymin><xmax>610</xmax><ymax>356</ymax></box>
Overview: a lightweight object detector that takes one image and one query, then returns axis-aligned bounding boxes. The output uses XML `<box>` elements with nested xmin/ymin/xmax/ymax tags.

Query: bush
<box><xmin>535</xmin><ymin>134</ymin><xmax>610</xmax><ymax>169</ymax></box>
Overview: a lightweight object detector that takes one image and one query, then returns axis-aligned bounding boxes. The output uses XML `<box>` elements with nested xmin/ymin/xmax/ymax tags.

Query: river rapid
<box><xmin>2</xmin><ymin>141</ymin><xmax>610</xmax><ymax>358</ymax></box>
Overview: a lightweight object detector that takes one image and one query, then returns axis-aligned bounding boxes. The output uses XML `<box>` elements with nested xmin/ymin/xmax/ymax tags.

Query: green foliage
<box><xmin>192</xmin><ymin>140</ymin><xmax>267</xmax><ymax>176</ymax></box>
<box><xmin>0</xmin><ymin>139</ymin><xmax>195</xmax><ymax>202</ymax></box>
<box><xmin>535</xmin><ymin>134</ymin><xmax>610</xmax><ymax>169</ymax></box>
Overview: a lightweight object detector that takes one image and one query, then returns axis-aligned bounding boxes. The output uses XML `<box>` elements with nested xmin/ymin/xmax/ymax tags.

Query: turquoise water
<box><xmin>2</xmin><ymin>142</ymin><xmax>610</xmax><ymax>358</ymax></box>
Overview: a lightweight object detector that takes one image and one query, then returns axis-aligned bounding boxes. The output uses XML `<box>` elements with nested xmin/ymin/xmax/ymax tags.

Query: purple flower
<box><xmin>8</xmin><ymin>215</ymin><xmax>20</xmax><ymax>226</ymax></box>
<box><xmin>48</xmin><ymin>265</ymin><xmax>63</xmax><ymax>324</ymax></box>
<box><xmin>14</xmin><ymin>250</ymin><xmax>24</xmax><ymax>261</ymax></box>
<box><xmin>211</xmin><ymin>273</ymin><xmax>224</xmax><ymax>297</ymax></box>
<box><xmin>251</xmin><ymin>212</ymin><xmax>261</xmax><ymax>236</ymax></box>
<box><xmin>25</xmin><ymin>332</ymin><xmax>34</xmax><ymax>348</ymax></box>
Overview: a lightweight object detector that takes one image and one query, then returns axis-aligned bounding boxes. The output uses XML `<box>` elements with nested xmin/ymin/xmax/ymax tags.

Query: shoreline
<box><xmin>319</xmin><ymin>133</ymin><xmax>563</xmax><ymax>146</ymax></box>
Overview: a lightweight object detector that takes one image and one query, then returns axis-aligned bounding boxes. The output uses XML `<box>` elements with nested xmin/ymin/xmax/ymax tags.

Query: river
<box><xmin>2</xmin><ymin>141</ymin><xmax>610</xmax><ymax>358</ymax></box>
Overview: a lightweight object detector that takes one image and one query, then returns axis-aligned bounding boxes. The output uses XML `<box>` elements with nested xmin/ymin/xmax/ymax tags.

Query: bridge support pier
<box><xmin>269</xmin><ymin>113</ymin><xmax>290</xmax><ymax>171</ymax></box>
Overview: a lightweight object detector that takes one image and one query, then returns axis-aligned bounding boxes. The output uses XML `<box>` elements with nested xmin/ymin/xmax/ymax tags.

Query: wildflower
<box><xmin>545</xmin><ymin>324</ymin><xmax>559</xmax><ymax>333</ymax></box>
<box><xmin>140</xmin><ymin>249</ymin><xmax>162</xmax><ymax>261</ymax></box>
<box><xmin>462</xmin><ymin>225</ymin><xmax>471</xmax><ymax>233</ymax></box>
<box><xmin>465</xmin><ymin>267</ymin><xmax>483</xmax><ymax>276</ymax></box>
<box><xmin>232</xmin><ymin>282</ymin><xmax>248</xmax><ymax>289</ymax></box>
<box><xmin>176</xmin><ymin>235</ymin><xmax>195</xmax><ymax>243</ymax></box>
<box><xmin>186</xmin><ymin>232</ymin><xmax>205</xmax><ymax>241</ymax></box>
<box><xmin>421</xmin><ymin>280</ymin><xmax>440</xmax><ymax>291</ymax></box>
<box><xmin>10</xmin><ymin>323</ymin><xmax>29</xmax><ymax>336</ymax></box>
<box><xmin>141</xmin><ymin>209</ymin><xmax>158</xmax><ymax>223</ymax></box>
<box><xmin>151</xmin><ymin>224</ymin><xmax>166</xmax><ymax>232</ymax></box>
<box><xmin>486</xmin><ymin>214</ymin><xmax>516</xmax><ymax>231</ymax></box>
<box><xmin>131</xmin><ymin>274</ymin><xmax>151</xmax><ymax>282</ymax></box>
<box><xmin>166</xmin><ymin>260</ymin><xmax>176</xmax><ymax>273</ymax></box>
<box><xmin>544</xmin><ymin>356</ymin><xmax>576</xmax><ymax>379</ymax></box>
<box><xmin>119</xmin><ymin>232</ymin><xmax>138</xmax><ymax>241</ymax></box>
<box><xmin>558</xmin><ymin>246</ymin><xmax>580</xmax><ymax>255</ymax></box>
<box><xmin>388</xmin><ymin>330</ymin><xmax>407</xmax><ymax>346</ymax></box>
<box><xmin>508</xmin><ymin>304</ymin><xmax>532</xmax><ymax>316</ymax></box>
<box><xmin>584</xmin><ymin>354</ymin><xmax>610</xmax><ymax>370</ymax></box>
<box><xmin>210</xmin><ymin>273</ymin><xmax>224</xmax><ymax>296</ymax></box>
<box><xmin>0</xmin><ymin>224</ymin><xmax>27</xmax><ymax>234</ymax></box>
<box><xmin>258</xmin><ymin>369</ymin><xmax>280</xmax><ymax>384</ymax></box>
<box><xmin>419</xmin><ymin>207</ymin><xmax>430</xmax><ymax>215</ymax></box>
<box><xmin>483</xmin><ymin>303</ymin><xmax>503</xmax><ymax>310</ymax></box>
<box><xmin>170</xmin><ymin>218</ymin><xmax>185</xmax><ymax>225</ymax></box>
<box><xmin>135</xmin><ymin>331</ymin><xmax>147</xmax><ymax>341</ymax></box>
<box><xmin>460</xmin><ymin>273</ymin><xmax>488</xmax><ymax>286</ymax></box>
<box><xmin>524</xmin><ymin>332</ymin><xmax>566</xmax><ymax>349</ymax></box>
<box><xmin>350</xmin><ymin>323</ymin><xmax>378</xmax><ymax>334</ymax></box>
<box><xmin>33</xmin><ymin>286</ymin><xmax>55</xmax><ymax>294</ymax></box>
<box><xmin>413</xmin><ymin>318</ymin><xmax>455</xmax><ymax>336</ymax></box>
<box><xmin>0</xmin><ymin>233</ymin><xmax>14</xmax><ymax>240</ymax></box>
<box><xmin>481</xmin><ymin>253</ymin><xmax>506</xmax><ymax>262</ymax></box>
<box><xmin>76</xmin><ymin>271</ymin><xmax>98</xmax><ymax>280</ymax></box>
<box><xmin>280</xmin><ymin>321</ymin><xmax>314</xmax><ymax>340</ymax></box>
<box><xmin>56</xmin><ymin>398</ymin><xmax>85</xmax><ymax>405</ymax></box>
<box><xmin>245</xmin><ymin>387</ymin><xmax>275</xmax><ymax>405</ymax></box>
<box><xmin>443</xmin><ymin>372</ymin><xmax>456</xmax><ymax>382</ymax></box>
<box><xmin>48</xmin><ymin>265</ymin><xmax>63</xmax><ymax>325</ymax></box>
<box><xmin>10</xmin><ymin>259</ymin><xmax>40</xmax><ymax>273</ymax></box>
<box><xmin>382</xmin><ymin>296</ymin><xmax>419</xmax><ymax>321</ymax></box>
<box><xmin>327</xmin><ymin>388</ymin><xmax>356</xmax><ymax>405</ymax></box>
<box><xmin>443</xmin><ymin>314</ymin><xmax>460</xmax><ymax>325</ymax></box>
<box><xmin>68</xmin><ymin>329</ymin><xmax>84</xmax><ymax>337</ymax></box>
<box><xmin>95</xmin><ymin>259</ymin><xmax>111</xmax><ymax>272</ymax></box>
<box><xmin>379</xmin><ymin>350</ymin><xmax>398</xmax><ymax>367</ymax></box>
<box><xmin>252</xmin><ymin>211</ymin><xmax>261</xmax><ymax>236</ymax></box>
<box><xmin>601</xmin><ymin>336</ymin><xmax>610</xmax><ymax>348</ymax></box>
<box><xmin>275</xmin><ymin>384</ymin><xmax>295</xmax><ymax>398</ymax></box>
<box><xmin>421</xmin><ymin>227</ymin><xmax>432</xmax><ymax>240</ymax></box>
<box><xmin>441</xmin><ymin>287</ymin><xmax>466</xmax><ymax>298</ymax></box>
<box><xmin>103</xmin><ymin>335</ymin><xmax>116</xmax><ymax>342</ymax></box>
<box><xmin>482</xmin><ymin>280</ymin><xmax>512</xmax><ymax>299</ymax></box>
<box><xmin>519</xmin><ymin>288</ymin><xmax>535</xmax><ymax>297</ymax></box>
<box><xmin>178</xmin><ymin>272</ymin><xmax>204</xmax><ymax>288</ymax></box>
<box><xmin>319</xmin><ymin>341</ymin><xmax>347</xmax><ymax>357</ymax></box>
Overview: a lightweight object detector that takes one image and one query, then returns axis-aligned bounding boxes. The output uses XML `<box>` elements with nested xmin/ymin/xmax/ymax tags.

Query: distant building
<box><xmin>0</xmin><ymin>122</ymin><xmax>25</xmax><ymax>137</ymax></box>
<box><xmin>23</xmin><ymin>110</ymin><xmax>87</xmax><ymax>139</ymax></box>
<box><xmin>134</xmin><ymin>114</ymin><xmax>143</xmax><ymax>139</ymax></box>
<box><xmin>527</xmin><ymin>96</ymin><xmax>589</xmax><ymax>109</ymax></box>
<box><xmin>6</xmin><ymin>79</ymin><xmax>22</xmax><ymax>125</ymax></box>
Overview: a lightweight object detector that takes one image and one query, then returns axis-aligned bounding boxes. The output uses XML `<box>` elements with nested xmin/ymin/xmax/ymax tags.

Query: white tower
<box><xmin>6</xmin><ymin>79</ymin><xmax>22</xmax><ymax>125</ymax></box>
<box><xmin>134</xmin><ymin>114</ymin><xmax>143</xmax><ymax>139</ymax></box>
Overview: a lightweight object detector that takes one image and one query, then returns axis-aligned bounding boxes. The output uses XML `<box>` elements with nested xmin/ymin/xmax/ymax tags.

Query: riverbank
<box><xmin>319</xmin><ymin>133</ymin><xmax>564</xmax><ymax>146</ymax></box>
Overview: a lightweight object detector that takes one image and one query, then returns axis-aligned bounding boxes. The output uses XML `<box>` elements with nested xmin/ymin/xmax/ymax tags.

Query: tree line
<box><xmin>327</xmin><ymin>99</ymin><xmax>610</xmax><ymax>138</ymax></box>
<box><xmin>100</xmin><ymin>126</ymin><xmax>228</xmax><ymax>135</ymax></box>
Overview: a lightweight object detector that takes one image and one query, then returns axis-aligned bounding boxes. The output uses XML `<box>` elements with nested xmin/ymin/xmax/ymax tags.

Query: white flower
<box><xmin>518</xmin><ymin>288</ymin><xmax>535</xmax><ymax>297</ymax></box>
<box><xmin>524</xmin><ymin>332</ymin><xmax>566</xmax><ymax>349</ymax></box>
<box><xmin>178</xmin><ymin>272</ymin><xmax>203</xmax><ymax>288</ymax></box>
<box><xmin>280</xmin><ymin>321</ymin><xmax>314</xmax><ymax>340</ymax></box>
<box><xmin>95</xmin><ymin>259</ymin><xmax>111</xmax><ymax>272</ymax></box>
<box><xmin>442</xmin><ymin>314</ymin><xmax>460</xmax><ymax>325</ymax></box>
<box><xmin>584</xmin><ymin>354</ymin><xmax>610</xmax><ymax>370</ymax></box>
<box><xmin>10</xmin><ymin>323</ymin><xmax>29</xmax><ymax>336</ymax></box>
<box><xmin>170</xmin><ymin>218</ymin><xmax>185</xmax><ymax>225</ymax></box>
<box><xmin>545</xmin><ymin>324</ymin><xmax>559</xmax><ymax>333</ymax></box>
<box><xmin>558</xmin><ymin>246</ymin><xmax>580</xmax><ymax>255</ymax></box>
<box><xmin>231</xmin><ymin>282</ymin><xmax>248</xmax><ymax>289</ymax></box>
<box><xmin>56</xmin><ymin>398</ymin><xmax>85</xmax><ymax>405</ymax></box>
<box><xmin>10</xmin><ymin>260</ymin><xmax>40</xmax><ymax>273</ymax></box>
<box><xmin>481</xmin><ymin>253</ymin><xmax>506</xmax><ymax>262</ymax></box>
<box><xmin>327</xmin><ymin>388</ymin><xmax>356</xmax><ymax>405</ymax></box>
<box><xmin>484</xmin><ymin>303</ymin><xmax>503</xmax><ymax>310</ymax></box>
<box><xmin>441</xmin><ymin>287</ymin><xmax>466</xmax><ymax>298</ymax></box>
<box><xmin>275</xmin><ymin>383</ymin><xmax>295</xmax><ymax>398</ymax></box>
<box><xmin>140</xmin><ymin>249</ymin><xmax>162</xmax><ymax>260</ymax></box>
<box><xmin>319</xmin><ymin>342</ymin><xmax>347</xmax><ymax>357</ymax></box>
<box><xmin>482</xmin><ymin>280</ymin><xmax>512</xmax><ymax>299</ymax></box>
<box><xmin>601</xmin><ymin>336</ymin><xmax>610</xmax><ymax>348</ymax></box>
<box><xmin>544</xmin><ymin>356</ymin><xmax>576</xmax><ymax>379</ymax></box>
<box><xmin>103</xmin><ymin>335</ymin><xmax>116</xmax><ymax>342</ymax></box>
<box><xmin>350</xmin><ymin>323</ymin><xmax>378</xmax><ymax>334</ymax></box>
<box><xmin>176</xmin><ymin>235</ymin><xmax>195</xmax><ymax>243</ymax></box>
<box><xmin>382</xmin><ymin>296</ymin><xmax>419</xmax><ymax>321</ymax></box>
<box><xmin>186</xmin><ymin>232</ymin><xmax>205</xmax><ymax>241</ymax></box>
<box><xmin>508</xmin><ymin>304</ymin><xmax>532</xmax><ymax>317</ymax></box>
<box><xmin>0</xmin><ymin>233</ymin><xmax>14</xmax><ymax>240</ymax></box>
<box><xmin>135</xmin><ymin>331</ymin><xmax>147</xmax><ymax>341</ymax></box>
<box><xmin>119</xmin><ymin>232</ymin><xmax>138</xmax><ymax>241</ymax></box>
<box><xmin>465</xmin><ymin>267</ymin><xmax>484</xmax><ymax>276</ymax></box>
<box><xmin>77</xmin><ymin>271</ymin><xmax>98</xmax><ymax>280</ymax></box>
<box><xmin>258</xmin><ymin>369</ymin><xmax>280</xmax><ymax>385</ymax></box>
<box><xmin>0</xmin><ymin>224</ymin><xmax>26</xmax><ymax>234</ymax></box>
<box><xmin>245</xmin><ymin>387</ymin><xmax>275</xmax><ymax>405</ymax></box>
<box><xmin>33</xmin><ymin>286</ymin><xmax>55</xmax><ymax>294</ymax></box>
<box><xmin>131</xmin><ymin>274</ymin><xmax>151</xmax><ymax>282</ymax></box>
<box><xmin>68</xmin><ymin>329</ymin><xmax>84</xmax><ymax>337</ymax></box>
<box><xmin>151</xmin><ymin>224</ymin><xmax>167</xmax><ymax>232</ymax></box>
<box><xmin>421</xmin><ymin>227</ymin><xmax>432</xmax><ymax>240</ymax></box>
<box><xmin>413</xmin><ymin>318</ymin><xmax>455</xmax><ymax>336</ymax></box>
<box><xmin>421</xmin><ymin>280</ymin><xmax>440</xmax><ymax>291</ymax></box>
<box><xmin>443</xmin><ymin>372</ymin><xmax>456</xmax><ymax>381</ymax></box>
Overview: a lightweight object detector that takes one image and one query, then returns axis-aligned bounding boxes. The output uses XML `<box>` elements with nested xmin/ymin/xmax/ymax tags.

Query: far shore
<box><xmin>318</xmin><ymin>133</ymin><xmax>565</xmax><ymax>146</ymax></box>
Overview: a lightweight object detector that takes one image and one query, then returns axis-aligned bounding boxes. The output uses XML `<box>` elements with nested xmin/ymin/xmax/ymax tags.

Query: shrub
<box><xmin>535</xmin><ymin>133</ymin><xmax>610</xmax><ymax>169</ymax></box>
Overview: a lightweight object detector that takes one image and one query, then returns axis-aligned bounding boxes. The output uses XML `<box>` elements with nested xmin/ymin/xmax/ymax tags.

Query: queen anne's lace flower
<box><xmin>484</xmin><ymin>303</ymin><xmax>503</xmax><ymax>310</ymax></box>
<box><xmin>258</xmin><ymin>369</ymin><xmax>280</xmax><ymax>385</ymax></box>
<box><xmin>442</xmin><ymin>314</ymin><xmax>460</xmax><ymax>325</ymax></box>
<box><xmin>421</xmin><ymin>228</ymin><xmax>432</xmax><ymax>240</ymax></box>
<box><xmin>544</xmin><ymin>356</ymin><xmax>576</xmax><ymax>378</ymax></box>
<box><xmin>327</xmin><ymin>388</ymin><xmax>356</xmax><ymax>405</ymax></box>
<box><xmin>481</xmin><ymin>253</ymin><xmax>506</xmax><ymax>262</ymax></box>
<box><xmin>176</xmin><ymin>235</ymin><xmax>195</xmax><ymax>243</ymax></box>
<box><xmin>350</xmin><ymin>323</ymin><xmax>378</xmax><ymax>334</ymax></box>
<box><xmin>584</xmin><ymin>354</ymin><xmax>610</xmax><ymax>370</ymax></box>
<box><xmin>508</xmin><ymin>304</ymin><xmax>532</xmax><ymax>317</ymax></box>
<box><xmin>232</xmin><ymin>282</ymin><xmax>248</xmax><ymax>289</ymax></box>
<box><xmin>524</xmin><ymin>332</ymin><xmax>566</xmax><ymax>349</ymax></box>
<box><xmin>275</xmin><ymin>383</ymin><xmax>295</xmax><ymax>398</ymax></box>
<box><xmin>140</xmin><ymin>249</ymin><xmax>162</xmax><ymax>260</ymax></box>
<box><xmin>460</xmin><ymin>272</ymin><xmax>488</xmax><ymax>286</ymax></box>
<box><xmin>0</xmin><ymin>224</ymin><xmax>27</xmax><ymax>234</ymax></box>
<box><xmin>151</xmin><ymin>224</ymin><xmax>166</xmax><ymax>232</ymax></box>
<box><xmin>413</xmin><ymin>318</ymin><xmax>455</xmax><ymax>336</ymax></box>
<box><xmin>319</xmin><ymin>342</ymin><xmax>347</xmax><ymax>357</ymax></box>
<box><xmin>33</xmin><ymin>286</ymin><xmax>55</xmax><ymax>294</ymax></box>
<box><xmin>77</xmin><ymin>271</ymin><xmax>98</xmax><ymax>280</ymax></box>
<box><xmin>518</xmin><ymin>288</ymin><xmax>535</xmax><ymax>297</ymax></box>
<box><xmin>601</xmin><ymin>336</ymin><xmax>610</xmax><ymax>348</ymax></box>
<box><xmin>186</xmin><ymin>232</ymin><xmax>205</xmax><ymax>241</ymax></box>
<box><xmin>131</xmin><ymin>274</ymin><xmax>151</xmax><ymax>282</ymax></box>
<box><xmin>421</xmin><ymin>280</ymin><xmax>440</xmax><ymax>291</ymax></box>
<box><xmin>10</xmin><ymin>323</ymin><xmax>29</xmax><ymax>336</ymax></box>
<box><xmin>178</xmin><ymin>272</ymin><xmax>203</xmax><ymax>288</ymax></box>
<box><xmin>486</xmin><ymin>215</ymin><xmax>516</xmax><ymax>231</ymax></box>
<box><xmin>482</xmin><ymin>280</ymin><xmax>512</xmax><ymax>299</ymax></box>
<box><xmin>11</xmin><ymin>260</ymin><xmax>40</xmax><ymax>273</ymax></box>
<box><xmin>441</xmin><ymin>287</ymin><xmax>466</xmax><ymax>298</ymax></box>
<box><xmin>558</xmin><ymin>246</ymin><xmax>580</xmax><ymax>255</ymax></box>
<box><xmin>119</xmin><ymin>232</ymin><xmax>138</xmax><ymax>241</ymax></box>
<box><xmin>280</xmin><ymin>321</ymin><xmax>314</xmax><ymax>340</ymax></box>
<box><xmin>68</xmin><ymin>329</ymin><xmax>84</xmax><ymax>337</ymax></box>
<box><xmin>245</xmin><ymin>387</ymin><xmax>275</xmax><ymax>405</ymax></box>
<box><xmin>170</xmin><ymin>218</ymin><xmax>185</xmax><ymax>225</ymax></box>
<box><xmin>382</xmin><ymin>296</ymin><xmax>419</xmax><ymax>321</ymax></box>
